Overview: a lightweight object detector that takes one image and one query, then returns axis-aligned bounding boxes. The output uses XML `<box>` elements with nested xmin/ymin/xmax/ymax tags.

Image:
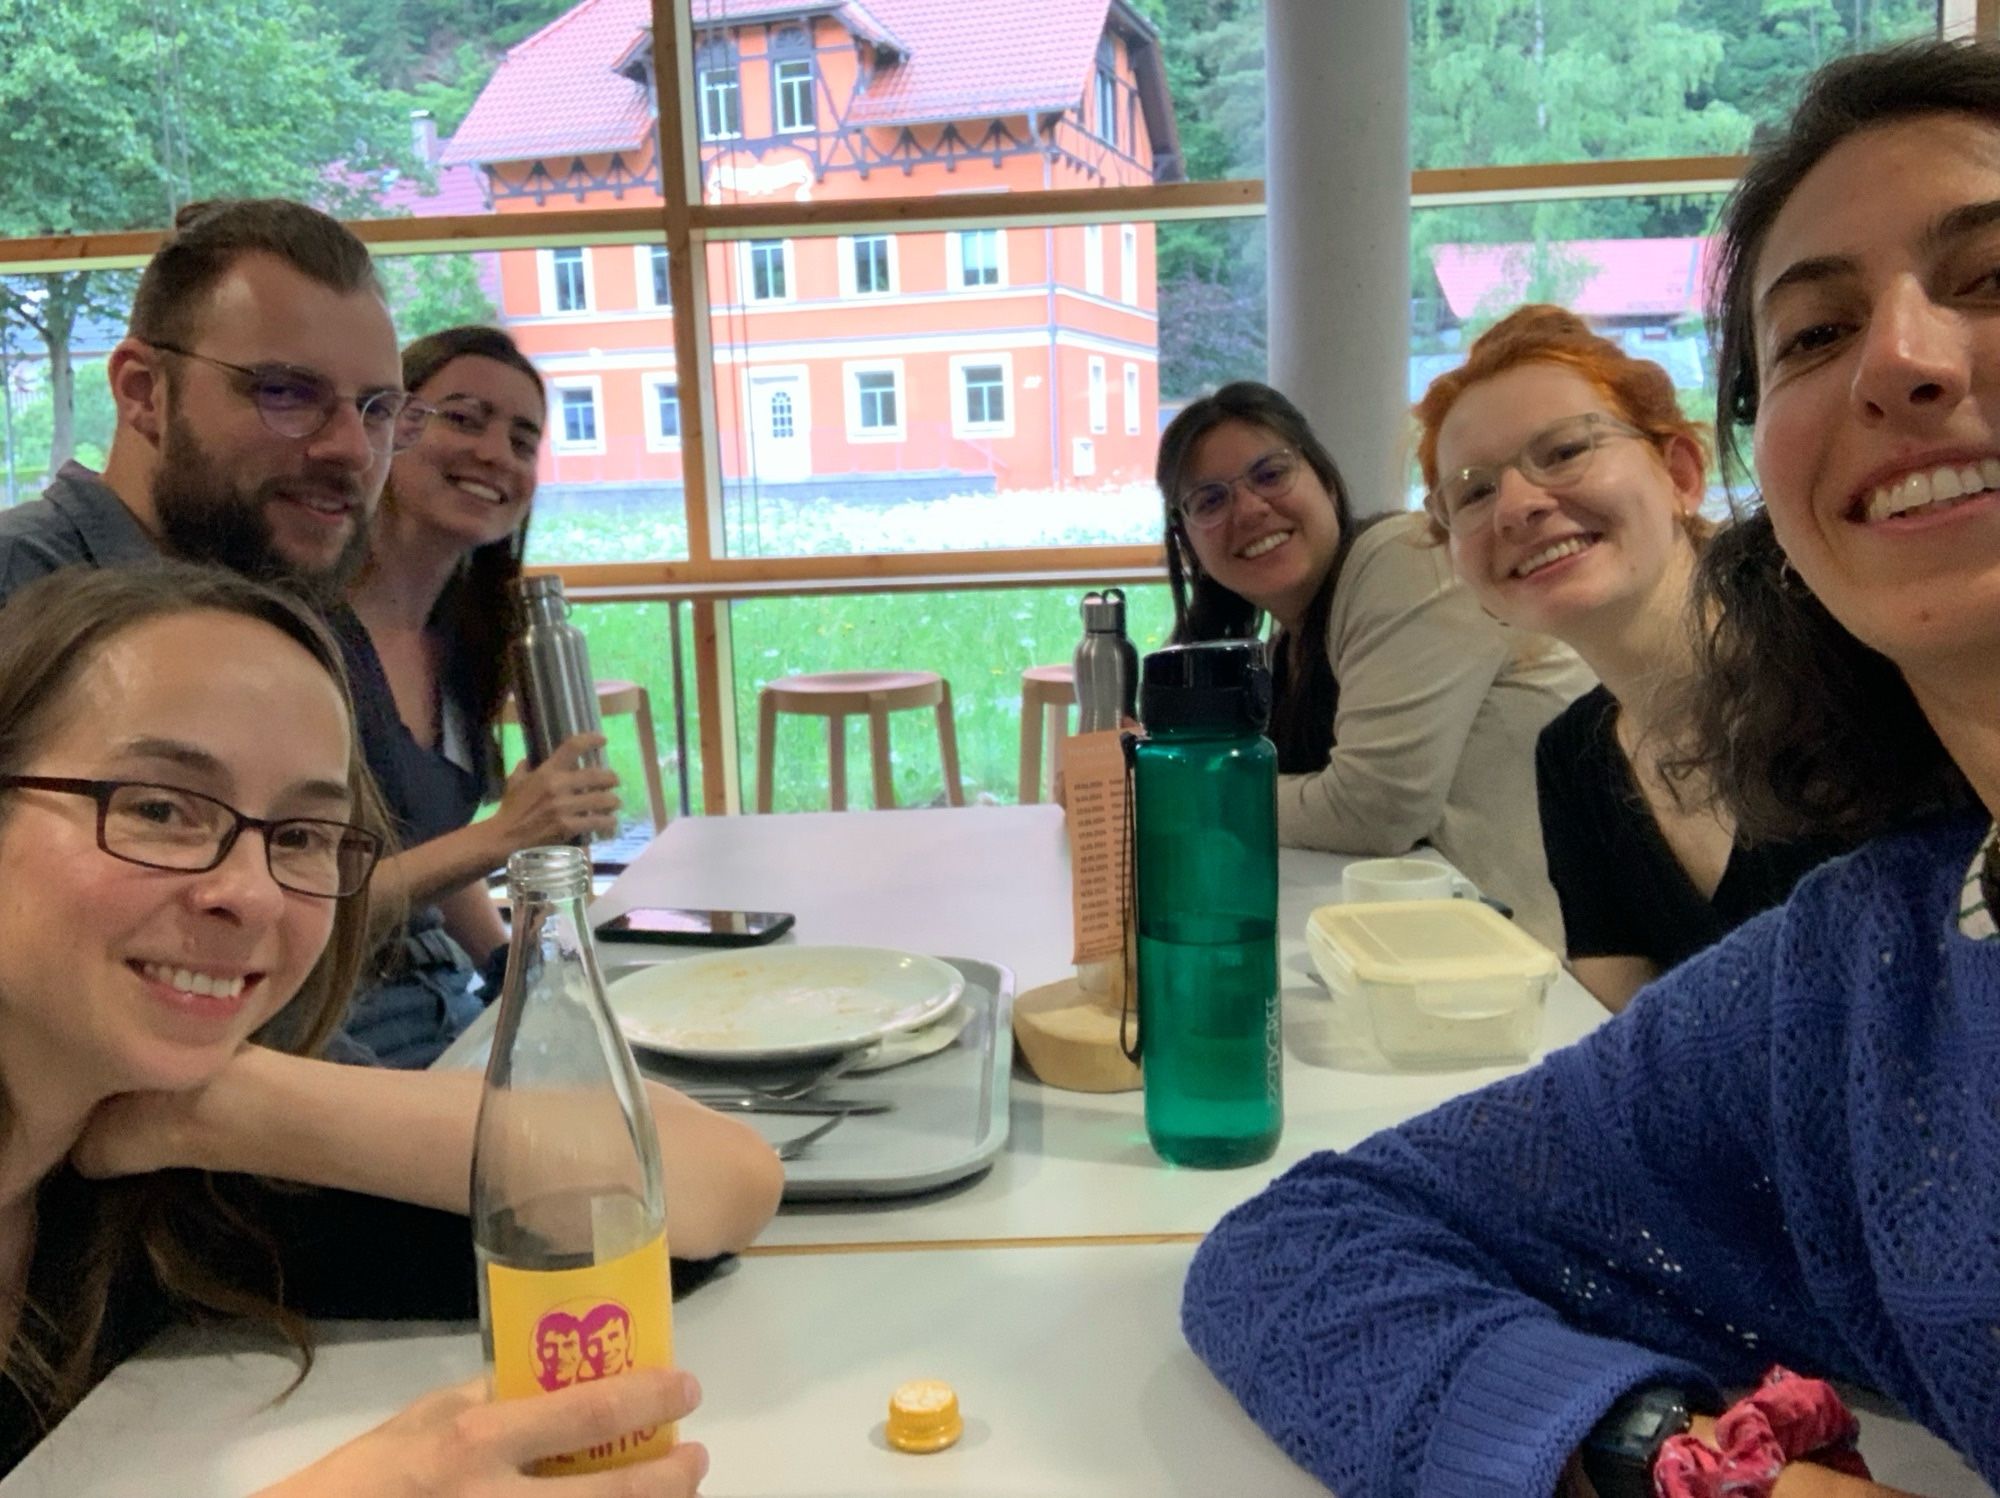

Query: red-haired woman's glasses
<box><xmin>1428</xmin><ymin>413</ymin><xmax>1645</xmax><ymax>532</ymax></box>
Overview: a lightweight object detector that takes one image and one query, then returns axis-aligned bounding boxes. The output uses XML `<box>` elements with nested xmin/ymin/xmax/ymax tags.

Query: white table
<box><xmin>8</xmin><ymin>808</ymin><xmax>1991</xmax><ymax>1496</ymax></box>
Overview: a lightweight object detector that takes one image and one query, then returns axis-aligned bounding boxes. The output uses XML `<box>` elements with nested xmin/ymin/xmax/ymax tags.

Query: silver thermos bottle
<box><xmin>1074</xmin><ymin>587</ymin><xmax>1138</xmax><ymax>734</ymax></box>
<box><xmin>511</xmin><ymin>576</ymin><xmax>607</xmax><ymax>776</ymax></box>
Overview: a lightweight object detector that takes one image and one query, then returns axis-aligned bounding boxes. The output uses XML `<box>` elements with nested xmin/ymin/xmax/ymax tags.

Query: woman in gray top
<box><xmin>1158</xmin><ymin>382</ymin><xmax>1593</xmax><ymax>949</ymax></box>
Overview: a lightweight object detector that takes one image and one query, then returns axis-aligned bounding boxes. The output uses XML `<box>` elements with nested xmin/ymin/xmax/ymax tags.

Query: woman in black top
<box><xmin>1414</xmin><ymin>307</ymin><xmax>1844</xmax><ymax>1009</ymax></box>
<box><xmin>0</xmin><ymin>565</ymin><xmax>778</xmax><ymax>1488</ymax></box>
<box><xmin>338</xmin><ymin>327</ymin><xmax>621</xmax><ymax>1067</ymax></box>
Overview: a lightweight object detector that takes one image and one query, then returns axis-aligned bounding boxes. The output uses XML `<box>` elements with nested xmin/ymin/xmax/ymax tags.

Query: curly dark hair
<box><xmin>1156</xmin><ymin>382</ymin><xmax>1367</xmax><ymax>773</ymax></box>
<box><xmin>1683</xmin><ymin>40</ymin><xmax>1990</xmax><ymax>843</ymax></box>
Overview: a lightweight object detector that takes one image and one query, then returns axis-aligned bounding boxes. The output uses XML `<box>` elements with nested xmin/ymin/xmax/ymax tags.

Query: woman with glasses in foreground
<box><xmin>1185</xmin><ymin>40</ymin><xmax>2000</xmax><ymax>1497</ymax></box>
<box><xmin>0</xmin><ymin>563</ymin><xmax>778</xmax><ymax>1488</ymax></box>
<box><xmin>1414</xmin><ymin>308</ymin><xmax>1849</xmax><ymax>1011</ymax></box>
<box><xmin>334</xmin><ymin>325</ymin><xmax>621</xmax><ymax>1067</ymax></box>
<box><xmin>1157</xmin><ymin>382</ymin><xmax>1592</xmax><ymax>949</ymax></box>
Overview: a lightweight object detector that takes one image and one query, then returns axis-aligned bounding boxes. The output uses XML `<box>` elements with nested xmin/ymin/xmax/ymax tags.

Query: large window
<box><xmin>849</xmin><ymin>235</ymin><xmax>893</xmax><ymax>295</ymax></box>
<box><xmin>747</xmin><ymin>240</ymin><xmax>789</xmax><ymax>302</ymax></box>
<box><xmin>548</xmin><ymin>246</ymin><xmax>591</xmax><ymax>313</ymax></box>
<box><xmin>698</xmin><ymin>39</ymin><xmax>741</xmax><ymax>141</ymax></box>
<box><xmin>954</xmin><ymin>229</ymin><xmax>1004</xmax><ymax>289</ymax></box>
<box><xmin>774</xmin><ymin>59</ymin><xmax>816</xmax><ymax>134</ymax></box>
<box><xmin>1095</xmin><ymin>39</ymin><xmax>1119</xmax><ymax>147</ymax></box>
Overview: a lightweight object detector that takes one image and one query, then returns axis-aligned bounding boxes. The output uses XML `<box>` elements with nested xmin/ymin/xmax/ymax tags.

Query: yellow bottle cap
<box><xmin>886</xmin><ymin>1379</ymin><xmax>963</xmax><ymax>1453</ymax></box>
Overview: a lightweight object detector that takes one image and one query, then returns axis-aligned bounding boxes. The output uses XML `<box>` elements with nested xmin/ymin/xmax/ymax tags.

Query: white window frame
<box><xmin>1120</xmin><ymin>225</ymin><xmax>1138</xmax><ymax>305</ymax></box>
<box><xmin>537</xmin><ymin>246</ymin><xmax>595</xmax><ymax>316</ymax></box>
<box><xmin>838</xmin><ymin>233</ymin><xmax>897</xmax><ymax>297</ymax></box>
<box><xmin>950</xmin><ymin>353</ymin><xmax>1013</xmax><ymax>439</ymax></box>
<box><xmin>742</xmin><ymin>238</ymin><xmax>795</xmax><ymax>303</ymax></box>
<box><xmin>1095</xmin><ymin>67</ymin><xmax>1118</xmax><ymax>147</ymax></box>
<box><xmin>642</xmin><ymin>371</ymin><xmax>682</xmax><ymax>452</ymax></box>
<box><xmin>1087</xmin><ymin>356</ymin><xmax>1107</xmax><ymax>434</ymax></box>
<box><xmin>1083</xmin><ymin>223</ymin><xmax>1103</xmax><ymax>297</ymax></box>
<box><xmin>842</xmin><ymin>359</ymin><xmax>905</xmax><ymax>442</ymax></box>
<box><xmin>551</xmin><ymin>376</ymin><xmax>605</xmax><ymax>455</ymax></box>
<box><xmin>774</xmin><ymin>57</ymin><xmax>816</xmax><ymax>133</ymax></box>
<box><xmin>699</xmin><ymin>65</ymin><xmax>741</xmax><ymax>140</ymax></box>
<box><xmin>634</xmin><ymin>244</ymin><xmax>671</xmax><ymax>310</ymax></box>
<box><xmin>948</xmin><ymin>228</ymin><xmax>1007</xmax><ymax>291</ymax></box>
<box><xmin>1123</xmin><ymin>361</ymin><xmax>1141</xmax><ymax>435</ymax></box>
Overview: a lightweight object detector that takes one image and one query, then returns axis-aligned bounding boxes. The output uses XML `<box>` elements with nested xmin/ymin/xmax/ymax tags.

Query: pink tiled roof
<box><xmin>845</xmin><ymin>0</ymin><xmax>1114</xmax><ymax>125</ymax></box>
<box><xmin>444</xmin><ymin>0</ymin><xmax>655</xmax><ymax>165</ymax></box>
<box><xmin>445</xmin><ymin>0</ymin><xmax>1137</xmax><ymax>166</ymax></box>
<box><xmin>1431</xmin><ymin>237</ymin><xmax>1719</xmax><ymax>321</ymax></box>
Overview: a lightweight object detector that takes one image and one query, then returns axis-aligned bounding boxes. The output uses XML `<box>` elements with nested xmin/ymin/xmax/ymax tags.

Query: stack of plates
<box><xmin>607</xmin><ymin>945</ymin><xmax>965</xmax><ymax>1065</ymax></box>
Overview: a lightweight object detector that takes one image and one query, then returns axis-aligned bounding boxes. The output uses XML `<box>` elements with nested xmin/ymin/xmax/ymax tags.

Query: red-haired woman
<box><xmin>1414</xmin><ymin>307</ymin><xmax>1848</xmax><ymax>1010</ymax></box>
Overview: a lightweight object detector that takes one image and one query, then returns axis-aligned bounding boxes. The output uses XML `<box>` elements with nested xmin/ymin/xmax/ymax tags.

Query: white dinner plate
<box><xmin>608</xmin><ymin>945</ymin><xmax>965</xmax><ymax>1063</ymax></box>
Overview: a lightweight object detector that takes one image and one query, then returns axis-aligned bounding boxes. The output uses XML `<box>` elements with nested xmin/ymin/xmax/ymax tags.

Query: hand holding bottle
<box><xmin>253</xmin><ymin>1369</ymin><xmax>708</xmax><ymax>1496</ymax></box>
<box><xmin>493</xmin><ymin>733</ymin><xmax>622</xmax><ymax>849</ymax></box>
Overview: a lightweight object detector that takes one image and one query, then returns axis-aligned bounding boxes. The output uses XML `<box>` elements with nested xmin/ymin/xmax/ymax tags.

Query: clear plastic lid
<box><xmin>1306</xmin><ymin>899</ymin><xmax>1559</xmax><ymax>985</ymax></box>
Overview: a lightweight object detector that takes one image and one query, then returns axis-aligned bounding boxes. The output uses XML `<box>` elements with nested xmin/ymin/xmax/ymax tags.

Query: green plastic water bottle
<box><xmin>1133</xmin><ymin>641</ymin><xmax>1281</xmax><ymax>1167</ymax></box>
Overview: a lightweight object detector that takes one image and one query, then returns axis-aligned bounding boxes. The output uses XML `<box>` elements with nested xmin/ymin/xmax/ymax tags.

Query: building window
<box><xmin>960</xmin><ymin>363</ymin><xmax>1006</xmax><ymax>429</ymax></box>
<box><xmin>1124</xmin><ymin>362</ymin><xmax>1141</xmax><ymax>435</ymax></box>
<box><xmin>698</xmin><ymin>40</ymin><xmax>741</xmax><ymax>140</ymax></box>
<box><xmin>774</xmin><ymin>58</ymin><xmax>816</xmax><ymax>133</ymax></box>
<box><xmin>1083</xmin><ymin>223</ymin><xmax>1103</xmax><ymax>297</ymax></box>
<box><xmin>857</xmin><ymin>372</ymin><xmax>897</xmax><ymax>430</ymax></box>
<box><xmin>550</xmin><ymin>246</ymin><xmax>589</xmax><ymax>313</ymax></box>
<box><xmin>768</xmin><ymin>389</ymin><xmax>795</xmax><ymax>439</ymax></box>
<box><xmin>748</xmin><ymin>240</ymin><xmax>788</xmax><ymax>301</ymax></box>
<box><xmin>1094</xmin><ymin>39</ymin><xmax>1118</xmax><ymax>147</ymax></box>
<box><xmin>1088</xmin><ymin>357</ymin><xmax>1107</xmax><ymax>434</ymax></box>
<box><xmin>1120</xmin><ymin>224</ymin><xmax>1138</xmax><ymax>305</ymax></box>
<box><xmin>653</xmin><ymin>381</ymin><xmax>680</xmax><ymax>445</ymax></box>
<box><xmin>850</xmin><ymin>235</ymin><xmax>892</xmax><ymax>295</ymax></box>
<box><xmin>954</xmin><ymin>229</ymin><xmax>1002</xmax><ymax>290</ymax></box>
<box><xmin>634</xmin><ymin>244</ymin><xmax>671</xmax><ymax>309</ymax></box>
<box><xmin>555</xmin><ymin>384</ymin><xmax>601</xmax><ymax>451</ymax></box>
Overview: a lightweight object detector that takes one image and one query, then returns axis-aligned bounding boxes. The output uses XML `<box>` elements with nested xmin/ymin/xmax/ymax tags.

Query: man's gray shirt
<box><xmin>0</xmin><ymin>461</ymin><xmax>159</xmax><ymax>604</ymax></box>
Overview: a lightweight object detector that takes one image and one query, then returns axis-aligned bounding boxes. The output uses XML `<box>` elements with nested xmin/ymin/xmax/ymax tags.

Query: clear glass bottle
<box><xmin>1132</xmin><ymin>641</ymin><xmax>1281</xmax><ymax>1167</ymax></box>
<box><xmin>472</xmin><ymin>845</ymin><xmax>673</xmax><ymax>1474</ymax></box>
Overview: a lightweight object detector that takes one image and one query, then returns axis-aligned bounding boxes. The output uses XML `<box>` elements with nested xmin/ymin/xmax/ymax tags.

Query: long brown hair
<box><xmin>1684</xmin><ymin>42</ymin><xmax>1993</xmax><ymax>842</ymax></box>
<box><xmin>0</xmin><ymin>562</ymin><xmax>391</xmax><ymax>1432</ymax></box>
<box><xmin>1157</xmin><ymin>382</ymin><xmax>1368</xmax><ymax>773</ymax></box>
<box><xmin>382</xmin><ymin>326</ymin><xmax>545</xmax><ymax>786</ymax></box>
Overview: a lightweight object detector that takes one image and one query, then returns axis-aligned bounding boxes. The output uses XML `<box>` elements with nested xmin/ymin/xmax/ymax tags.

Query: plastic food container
<box><xmin>1304</xmin><ymin>899</ymin><xmax>1559</xmax><ymax>1067</ymax></box>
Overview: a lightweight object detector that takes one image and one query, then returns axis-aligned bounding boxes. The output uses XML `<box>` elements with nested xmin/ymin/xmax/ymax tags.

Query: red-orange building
<box><xmin>441</xmin><ymin>0</ymin><xmax>1182</xmax><ymax>522</ymax></box>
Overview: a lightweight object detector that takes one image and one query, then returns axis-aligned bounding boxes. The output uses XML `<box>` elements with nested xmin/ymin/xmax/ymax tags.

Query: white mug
<box><xmin>1341</xmin><ymin>857</ymin><xmax>1475</xmax><ymax>905</ymax></box>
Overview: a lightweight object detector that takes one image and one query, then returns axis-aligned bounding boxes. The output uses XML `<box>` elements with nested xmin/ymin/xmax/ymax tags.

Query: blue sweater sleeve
<box><xmin>1183</xmin><ymin>908</ymin><xmax>1840</xmax><ymax>1497</ymax></box>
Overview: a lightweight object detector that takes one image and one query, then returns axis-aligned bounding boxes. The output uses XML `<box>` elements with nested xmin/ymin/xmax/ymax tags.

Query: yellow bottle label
<box><xmin>485</xmin><ymin>1231</ymin><xmax>675</xmax><ymax>1474</ymax></box>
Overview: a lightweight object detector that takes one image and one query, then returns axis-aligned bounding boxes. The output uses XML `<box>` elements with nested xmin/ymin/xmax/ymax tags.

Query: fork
<box><xmin>680</xmin><ymin>1046</ymin><xmax>875</xmax><ymax>1104</ymax></box>
<box><xmin>775</xmin><ymin>1112</ymin><xmax>847</xmax><ymax>1161</ymax></box>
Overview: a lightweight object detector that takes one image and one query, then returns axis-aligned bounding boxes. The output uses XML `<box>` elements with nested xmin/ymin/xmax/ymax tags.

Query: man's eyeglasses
<box><xmin>424</xmin><ymin>394</ymin><xmax>544</xmax><ymax>464</ymax></box>
<box><xmin>148</xmin><ymin>341</ymin><xmax>430</xmax><ymax>455</ymax></box>
<box><xmin>1176</xmin><ymin>448</ymin><xmax>1303</xmax><ymax>530</ymax></box>
<box><xmin>0</xmin><ymin>775</ymin><xmax>381</xmax><ymax>899</ymax></box>
<box><xmin>1428</xmin><ymin>412</ymin><xmax>1647</xmax><ymax>532</ymax></box>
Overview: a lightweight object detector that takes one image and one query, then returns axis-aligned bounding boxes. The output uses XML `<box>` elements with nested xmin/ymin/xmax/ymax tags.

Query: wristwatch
<box><xmin>1578</xmin><ymin>1384</ymin><xmax>1693</xmax><ymax>1498</ymax></box>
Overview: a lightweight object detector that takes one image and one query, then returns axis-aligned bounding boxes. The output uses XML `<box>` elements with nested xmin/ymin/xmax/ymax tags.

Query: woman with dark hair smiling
<box><xmin>1183</xmin><ymin>40</ymin><xmax>2000</xmax><ymax>1498</ymax></box>
<box><xmin>334</xmin><ymin>325</ymin><xmax>621</xmax><ymax>1068</ymax></box>
<box><xmin>1158</xmin><ymin>380</ymin><xmax>1592</xmax><ymax>949</ymax></box>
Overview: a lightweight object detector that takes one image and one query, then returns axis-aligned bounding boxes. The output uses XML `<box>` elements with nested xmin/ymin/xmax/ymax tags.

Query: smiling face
<box><xmin>0</xmin><ymin>610</ymin><xmax>352</xmax><ymax>1101</ymax></box>
<box><xmin>384</xmin><ymin>353</ymin><xmax>545</xmax><ymax>554</ymax></box>
<box><xmin>1178</xmin><ymin>418</ymin><xmax>1343</xmax><ymax>626</ymax></box>
<box><xmin>149</xmin><ymin>253</ymin><xmax>401</xmax><ymax>585</ymax></box>
<box><xmin>1750</xmin><ymin>113</ymin><xmax>2000</xmax><ymax>684</ymax></box>
<box><xmin>1435</xmin><ymin>362</ymin><xmax>1704</xmax><ymax>641</ymax></box>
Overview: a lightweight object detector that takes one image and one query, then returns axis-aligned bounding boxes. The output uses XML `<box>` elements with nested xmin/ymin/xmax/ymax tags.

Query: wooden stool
<box><xmin>756</xmin><ymin>670</ymin><xmax>965</xmax><ymax>813</ymax></box>
<box><xmin>1017</xmin><ymin>664</ymin><xmax>1075</xmax><ymax>805</ymax></box>
<box><xmin>501</xmin><ymin>678</ymin><xmax>669</xmax><ymax>832</ymax></box>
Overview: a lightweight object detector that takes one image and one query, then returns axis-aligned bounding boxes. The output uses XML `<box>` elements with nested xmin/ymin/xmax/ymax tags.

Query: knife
<box><xmin>692</xmin><ymin>1095</ymin><xmax>893</xmax><ymax>1117</ymax></box>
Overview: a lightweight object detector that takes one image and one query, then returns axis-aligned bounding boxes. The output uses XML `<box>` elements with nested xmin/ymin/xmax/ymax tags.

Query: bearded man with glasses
<box><xmin>0</xmin><ymin>197</ymin><xmax>413</xmax><ymax>605</ymax></box>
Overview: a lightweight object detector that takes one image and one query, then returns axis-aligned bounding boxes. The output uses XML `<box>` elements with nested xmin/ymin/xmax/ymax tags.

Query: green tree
<box><xmin>379</xmin><ymin>253</ymin><xmax>500</xmax><ymax>342</ymax></box>
<box><xmin>0</xmin><ymin>0</ymin><xmax>408</xmax><ymax>475</ymax></box>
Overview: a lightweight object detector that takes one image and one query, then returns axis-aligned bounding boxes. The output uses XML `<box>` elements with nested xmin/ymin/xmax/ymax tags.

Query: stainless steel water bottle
<box><xmin>1073</xmin><ymin>587</ymin><xmax>1138</xmax><ymax>735</ymax></box>
<box><xmin>511</xmin><ymin>576</ymin><xmax>606</xmax><ymax>772</ymax></box>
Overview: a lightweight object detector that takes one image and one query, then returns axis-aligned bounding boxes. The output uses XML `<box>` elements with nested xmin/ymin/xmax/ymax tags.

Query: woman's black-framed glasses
<box><xmin>1176</xmin><ymin>448</ymin><xmax>1303</xmax><ymax>530</ymax></box>
<box><xmin>147</xmin><ymin>341</ymin><xmax>431</xmax><ymax>455</ymax></box>
<box><xmin>1427</xmin><ymin>412</ymin><xmax>1647</xmax><ymax>532</ymax></box>
<box><xmin>0</xmin><ymin>776</ymin><xmax>381</xmax><ymax>899</ymax></box>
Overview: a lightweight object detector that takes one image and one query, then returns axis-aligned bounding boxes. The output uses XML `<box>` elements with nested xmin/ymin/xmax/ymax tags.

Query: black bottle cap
<box><xmin>1138</xmin><ymin>641</ymin><xmax>1272</xmax><ymax>734</ymax></box>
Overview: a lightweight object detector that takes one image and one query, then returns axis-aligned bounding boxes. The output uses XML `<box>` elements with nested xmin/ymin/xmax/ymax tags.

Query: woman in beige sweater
<box><xmin>1158</xmin><ymin>382</ymin><xmax>1594</xmax><ymax>949</ymax></box>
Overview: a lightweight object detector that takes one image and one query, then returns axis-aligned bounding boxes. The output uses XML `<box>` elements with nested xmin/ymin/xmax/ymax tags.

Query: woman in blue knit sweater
<box><xmin>1182</xmin><ymin>41</ymin><xmax>2000</xmax><ymax>1498</ymax></box>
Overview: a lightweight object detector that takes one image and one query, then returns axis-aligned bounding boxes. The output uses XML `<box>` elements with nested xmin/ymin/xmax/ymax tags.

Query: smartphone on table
<box><xmin>593</xmin><ymin>907</ymin><xmax>796</xmax><ymax>947</ymax></box>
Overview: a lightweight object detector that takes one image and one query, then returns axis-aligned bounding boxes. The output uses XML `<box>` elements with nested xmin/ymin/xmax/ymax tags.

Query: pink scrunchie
<box><xmin>1651</xmin><ymin>1366</ymin><xmax>1870</xmax><ymax>1498</ymax></box>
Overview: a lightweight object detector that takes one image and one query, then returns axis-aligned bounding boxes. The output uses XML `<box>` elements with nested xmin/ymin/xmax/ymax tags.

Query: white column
<box><xmin>1265</xmin><ymin>0</ymin><xmax>1410</xmax><ymax>516</ymax></box>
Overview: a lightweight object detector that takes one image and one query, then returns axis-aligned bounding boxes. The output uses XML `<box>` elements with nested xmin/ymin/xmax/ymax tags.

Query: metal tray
<box><xmin>435</xmin><ymin>956</ymin><xmax>1014</xmax><ymax>1202</ymax></box>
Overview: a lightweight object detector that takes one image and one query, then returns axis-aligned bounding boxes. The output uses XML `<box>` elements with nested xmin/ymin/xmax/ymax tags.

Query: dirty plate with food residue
<box><xmin>608</xmin><ymin>945</ymin><xmax>965</xmax><ymax>1064</ymax></box>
